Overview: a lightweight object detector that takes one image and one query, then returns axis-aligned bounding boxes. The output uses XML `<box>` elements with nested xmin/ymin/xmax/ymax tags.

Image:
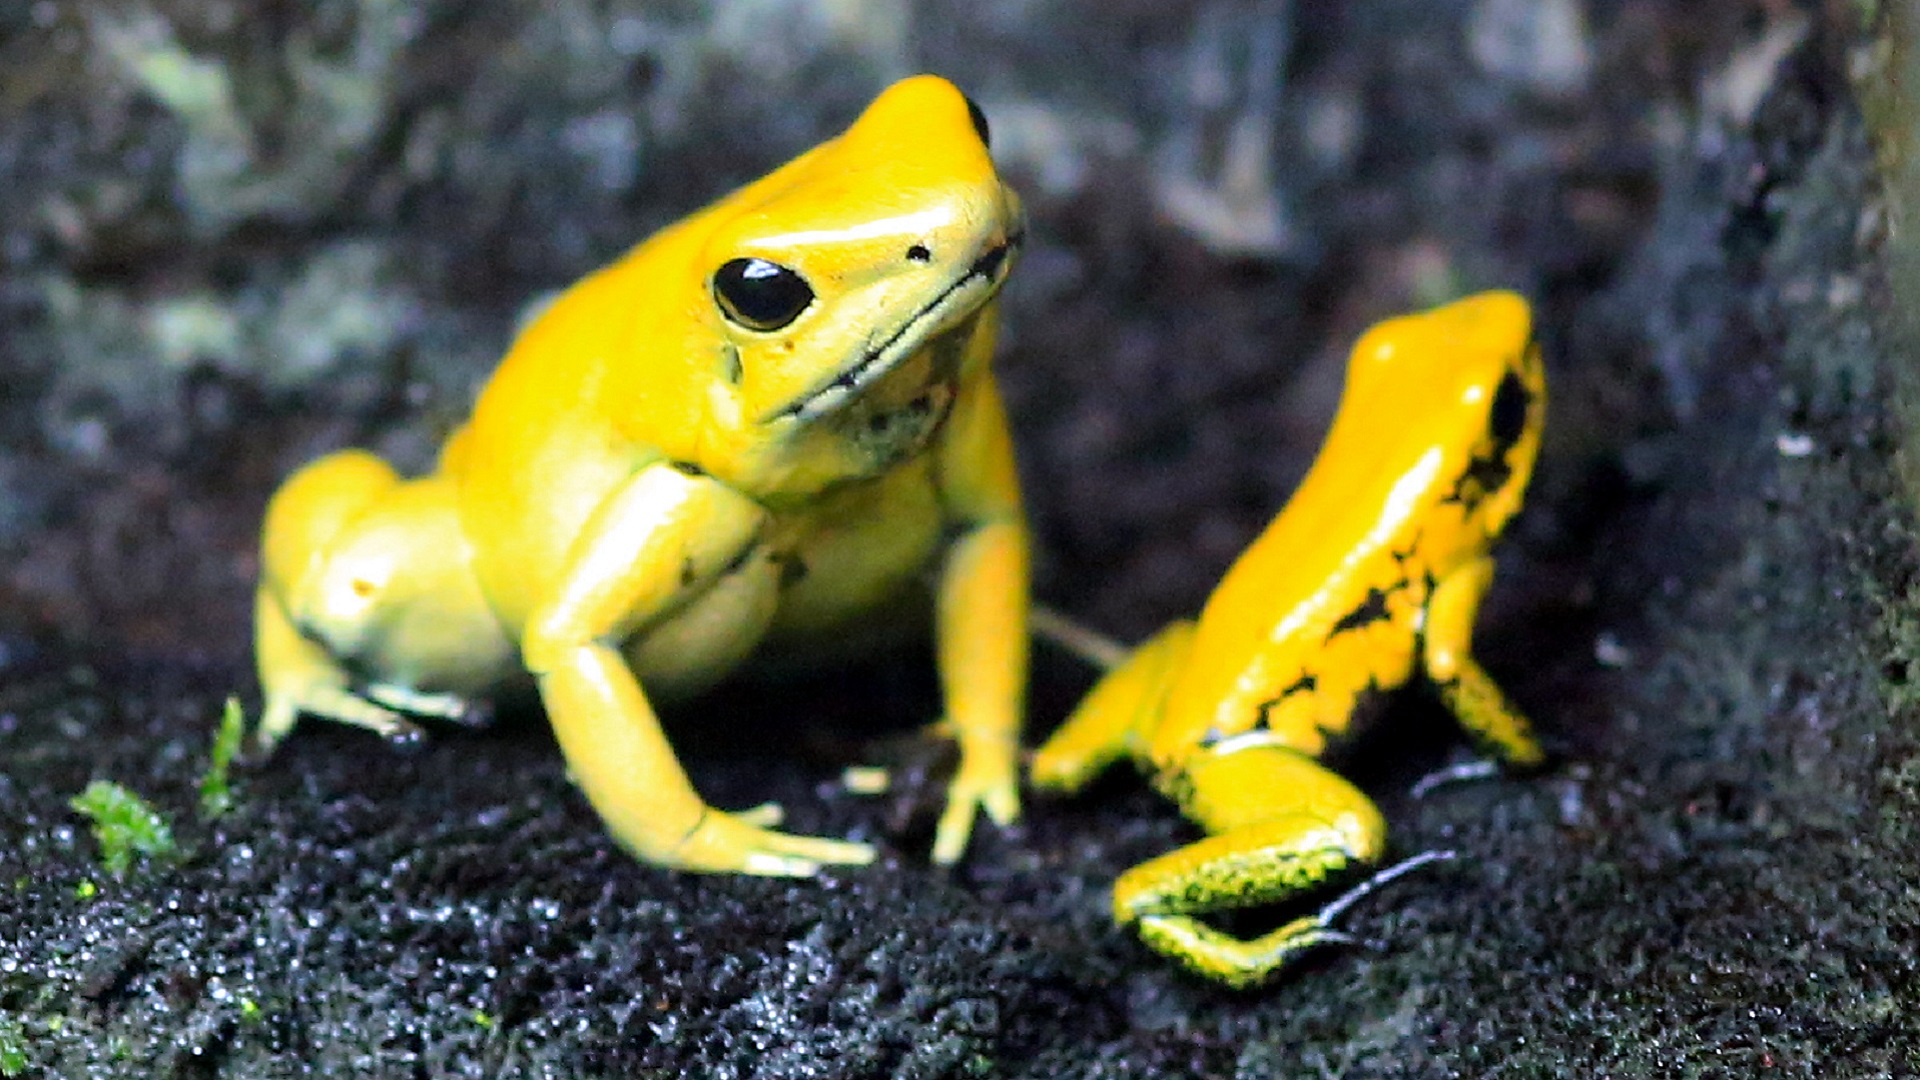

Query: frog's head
<box><xmin>674</xmin><ymin>75</ymin><xmax>1023</xmax><ymax>480</ymax></box>
<box><xmin>1347</xmin><ymin>290</ymin><xmax>1545</xmax><ymax>536</ymax></box>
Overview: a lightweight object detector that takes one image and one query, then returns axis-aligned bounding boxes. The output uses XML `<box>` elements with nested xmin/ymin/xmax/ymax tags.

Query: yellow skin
<box><xmin>253</xmin><ymin>76</ymin><xmax>1030</xmax><ymax>876</ymax></box>
<box><xmin>1031</xmin><ymin>291</ymin><xmax>1548</xmax><ymax>988</ymax></box>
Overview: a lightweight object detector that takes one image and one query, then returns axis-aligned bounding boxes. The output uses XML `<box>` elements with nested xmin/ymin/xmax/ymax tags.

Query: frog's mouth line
<box><xmin>771</xmin><ymin>230</ymin><xmax>1023</xmax><ymax>423</ymax></box>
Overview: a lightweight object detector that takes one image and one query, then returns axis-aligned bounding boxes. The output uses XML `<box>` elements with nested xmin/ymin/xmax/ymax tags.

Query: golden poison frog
<box><xmin>254</xmin><ymin>76</ymin><xmax>1029</xmax><ymax>875</ymax></box>
<box><xmin>1031</xmin><ymin>291</ymin><xmax>1547</xmax><ymax>987</ymax></box>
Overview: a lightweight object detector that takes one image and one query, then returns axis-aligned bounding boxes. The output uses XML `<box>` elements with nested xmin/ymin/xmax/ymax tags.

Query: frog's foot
<box><xmin>364</xmin><ymin>683</ymin><xmax>492</xmax><ymax>728</ymax></box>
<box><xmin>1130</xmin><ymin>849</ymin><xmax>1456</xmax><ymax>989</ymax></box>
<box><xmin>668</xmin><ymin>805</ymin><xmax>875</xmax><ymax>877</ymax></box>
<box><xmin>1113</xmin><ymin>743</ymin><xmax>1392</xmax><ymax>988</ymax></box>
<box><xmin>930</xmin><ymin>740</ymin><xmax>1020</xmax><ymax>865</ymax></box>
<box><xmin>252</xmin><ymin>686</ymin><xmax>425</xmax><ymax>759</ymax></box>
<box><xmin>1112</xmin><ymin>813</ymin><xmax>1384</xmax><ymax>989</ymax></box>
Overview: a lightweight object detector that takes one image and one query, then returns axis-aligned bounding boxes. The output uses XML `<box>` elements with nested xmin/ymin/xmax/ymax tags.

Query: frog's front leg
<box><xmin>1116</xmin><ymin>743</ymin><xmax>1390</xmax><ymax>989</ymax></box>
<box><xmin>930</xmin><ymin>374</ymin><xmax>1030</xmax><ymax>864</ymax></box>
<box><xmin>523</xmin><ymin>462</ymin><xmax>874</xmax><ymax>876</ymax></box>
<box><xmin>1423</xmin><ymin>555</ymin><xmax>1546</xmax><ymax>768</ymax></box>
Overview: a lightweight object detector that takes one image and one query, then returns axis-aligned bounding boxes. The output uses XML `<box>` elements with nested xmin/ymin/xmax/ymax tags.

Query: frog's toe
<box><xmin>670</xmin><ymin>807</ymin><xmax>875</xmax><ymax>876</ymax></box>
<box><xmin>383</xmin><ymin>719</ymin><xmax>429</xmax><ymax>751</ymax></box>
<box><xmin>734</xmin><ymin>801</ymin><xmax>786</xmax><ymax>827</ymax></box>
<box><xmin>930</xmin><ymin>770</ymin><xmax>1021</xmax><ymax>865</ymax></box>
<box><xmin>1134</xmin><ymin>912</ymin><xmax>1356</xmax><ymax>989</ymax></box>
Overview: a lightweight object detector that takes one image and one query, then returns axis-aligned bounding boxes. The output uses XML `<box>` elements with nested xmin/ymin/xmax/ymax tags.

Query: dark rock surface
<box><xmin>4</xmin><ymin>1</ymin><xmax>1919</xmax><ymax>1075</ymax></box>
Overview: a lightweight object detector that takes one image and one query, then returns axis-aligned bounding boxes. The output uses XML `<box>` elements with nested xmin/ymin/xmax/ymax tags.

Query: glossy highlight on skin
<box><xmin>1031</xmin><ymin>290</ymin><xmax>1548</xmax><ymax>988</ymax></box>
<box><xmin>253</xmin><ymin>76</ymin><xmax>1031</xmax><ymax>876</ymax></box>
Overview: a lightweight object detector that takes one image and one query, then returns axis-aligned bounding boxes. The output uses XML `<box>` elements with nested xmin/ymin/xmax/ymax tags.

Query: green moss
<box><xmin>69</xmin><ymin>780</ymin><xmax>175</xmax><ymax>877</ymax></box>
<box><xmin>0</xmin><ymin>1014</ymin><xmax>25</xmax><ymax>1077</ymax></box>
<box><xmin>199</xmin><ymin>695</ymin><xmax>244</xmax><ymax>819</ymax></box>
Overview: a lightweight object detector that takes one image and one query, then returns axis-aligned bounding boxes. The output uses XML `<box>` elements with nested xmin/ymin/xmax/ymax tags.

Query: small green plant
<box><xmin>0</xmin><ymin>1013</ymin><xmax>28</xmax><ymax>1077</ymax></box>
<box><xmin>200</xmin><ymin>696</ymin><xmax>245</xmax><ymax>819</ymax></box>
<box><xmin>69</xmin><ymin>781</ymin><xmax>175</xmax><ymax>876</ymax></box>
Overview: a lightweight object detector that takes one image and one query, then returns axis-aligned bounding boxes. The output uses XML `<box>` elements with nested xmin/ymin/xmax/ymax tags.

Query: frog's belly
<box><xmin>625</xmin><ymin>551</ymin><xmax>782</xmax><ymax>701</ymax></box>
<box><xmin>762</xmin><ymin>466</ymin><xmax>947</xmax><ymax>644</ymax></box>
<box><xmin>621</xmin><ymin>477</ymin><xmax>948</xmax><ymax>697</ymax></box>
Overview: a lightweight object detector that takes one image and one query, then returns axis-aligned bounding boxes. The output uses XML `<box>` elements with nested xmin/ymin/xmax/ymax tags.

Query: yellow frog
<box><xmin>253</xmin><ymin>76</ymin><xmax>1029</xmax><ymax>876</ymax></box>
<box><xmin>1030</xmin><ymin>291</ymin><xmax>1547</xmax><ymax>987</ymax></box>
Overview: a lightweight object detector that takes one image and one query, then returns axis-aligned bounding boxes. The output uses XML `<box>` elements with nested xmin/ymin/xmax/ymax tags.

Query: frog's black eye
<box><xmin>963</xmin><ymin>94</ymin><xmax>991</xmax><ymax>150</ymax></box>
<box><xmin>713</xmin><ymin>257</ymin><xmax>814</xmax><ymax>332</ymax></box>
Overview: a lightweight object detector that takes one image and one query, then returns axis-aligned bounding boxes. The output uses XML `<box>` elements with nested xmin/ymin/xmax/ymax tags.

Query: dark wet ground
<box><xmin>4</xmin><ymin>2</ymin><xmax>1920</xmax><ymax>1076</ymax></box>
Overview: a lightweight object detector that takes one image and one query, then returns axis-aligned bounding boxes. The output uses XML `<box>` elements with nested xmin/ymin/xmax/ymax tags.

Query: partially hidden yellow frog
<box><xmin>1031</xmin><ymin>291</ymin><xmax>1547</xmax><ymax>987</ymax></box>
<box><xmin>253</xmin><ymin>76</ymin><xmax>1029</xmax><ymax>876</ymax></box>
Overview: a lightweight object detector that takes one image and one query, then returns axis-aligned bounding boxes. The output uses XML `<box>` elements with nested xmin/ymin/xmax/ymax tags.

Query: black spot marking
<box><xmin>719</xmin><ymin>545</ymin><xmax>756</xmax><ymax>578</ymax></box>
<box><xmin>1389</xmin><ymin>530</ymin><xmax>1425</xmax><ymax>570</ymax></box>
<box><xmin>1327</xmin><ymin>587</ymin><xmax>1393</xmax><ymax>639</ymax></box>
<box><xmin>906</xmin><ymin>243</ymin><xmax>932</xmax><ymax>263</ymax></box>
<box><xmin>963</xmin><ymin>93</ymin><xmax>992</xmax><ymax>149</ymax></box>
<box><xmin>1442</xmin><ymin>370</ymin><xmax>1533</xmax><ymax>510</ymax></box>
<box><xmin>668</xmin><ymin>460</ymin><xmax>707</xmax><ymax>478</ymax></box>
<box><xmin>680</xmin><ymin>558</ymin><xmax>697</xmax><ymax>587</ymax></box>
<box><xmin>1443</xmin><ymin>452</ymin><xmax>1514</xmax><ymax>510</ymax></box>
<box><xmin>1490</xmin><ymin>369</ymin><xmax>1530</xmax><ymax>446</ymax></box>
<box><xmin>1242</xmin><ymin>673</ymin><xmax>1320</xmax><ymax>738</ymax></box>
<box><xmin>775</xmin><ymin>553</ymin><xmax>808</xmax><ymax>588</ymax></box>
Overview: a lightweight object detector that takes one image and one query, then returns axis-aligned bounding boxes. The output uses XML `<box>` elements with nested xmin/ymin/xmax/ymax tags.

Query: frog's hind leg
<box><xmin>253</xmin><ymin>450</ymin><xmax>416</xmax><ymax>754</ymax></box>
<box><xmin>1423</xmin><ymin>556</ymin><xmax>1546</xmax><ymax>768</ymax></box>
<box><xmin>1030</xmin><ymin>620</ymin><xmax>1194</xmax><ymax>795</ymax></box>
<box><xmin>1114</xmin><ymin>742</ymin><xmax>1398</xmax><ymax>988</ymax></box>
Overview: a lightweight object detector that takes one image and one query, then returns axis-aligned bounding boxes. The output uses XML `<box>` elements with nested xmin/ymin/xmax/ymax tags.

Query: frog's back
<box><xmin>1151</xmin><ymin>291</ymin><xmax>1540</xmax><ymax>758</ymax></box>
<box><xmin>445</xmin><ymin>247</ymin><xmax>701</xmax><ymax>631</ymax></box>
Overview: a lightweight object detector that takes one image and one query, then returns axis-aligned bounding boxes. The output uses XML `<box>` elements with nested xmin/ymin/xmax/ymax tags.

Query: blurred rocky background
<box><xmin>4</xmin><ymin>0</ymin><xmax>1920</xmax><ymax>1076</ymax></box>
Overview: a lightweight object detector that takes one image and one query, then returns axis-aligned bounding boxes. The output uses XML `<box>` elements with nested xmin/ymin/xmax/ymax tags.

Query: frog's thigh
<box><xmin>1030</xmin><ymin>620</ymin><xmax>1194</xmax><ymax>794</ymax></box>
<box><xmin>1113</xmin><ymin>745</ymin><xmax>1385</xmax><ymax>983</ymax></box>
<box><xmin>1422</xmin><ymin>556</ymin><xmax>1546</xmax><ymax>768</ymax></box>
